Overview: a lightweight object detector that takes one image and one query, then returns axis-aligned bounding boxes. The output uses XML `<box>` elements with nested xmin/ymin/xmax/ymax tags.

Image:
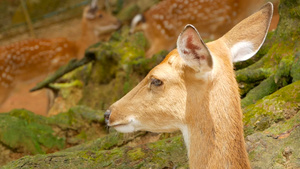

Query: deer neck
<box><xmin>181</xmin><ymin>66</ymin><xmax>250</xmax><ymax>168</ymax></box>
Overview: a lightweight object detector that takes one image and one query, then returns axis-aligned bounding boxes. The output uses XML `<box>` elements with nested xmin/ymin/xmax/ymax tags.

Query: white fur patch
<box><xmin>231</xmin><ymin>41</ymin><xmax>256</xmax><ymax>62</ymax></box>
<box><xmin>112</xmin><ymin>117</ymin><xmax>138</xmax><ymax>133</ymax></box>
<box><xmin>130</xmin><ymin>14</ymin><xmax>143</xmax><ymax>33</ymax></box>
<box><xmin>113</xmin><ymin>124</ymin><xmax>135</xmax><ymax>133</ymax></box>
<box><xmin>180</xmin><ymin>125</ymin><xmax>190</xmax><ymax>155</ymax></box>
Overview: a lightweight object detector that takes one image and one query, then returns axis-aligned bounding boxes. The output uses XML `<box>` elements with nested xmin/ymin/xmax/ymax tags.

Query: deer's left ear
<box><xmin>177</xmin><ymin>24</ymin><xmax>213</xmax><ymax>73</ymax></box>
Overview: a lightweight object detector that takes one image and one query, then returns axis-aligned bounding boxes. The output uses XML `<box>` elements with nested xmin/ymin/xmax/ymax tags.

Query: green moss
<box><xmin>291</xmin><ymin>52</ymin><xmax>300</xmax><ymax>82</ymax></box>
<box><xmin>49</xmin><ymin>80</ymin><xmax>83</xmax><ymax>89</ymax></box>
<box><xmin>127</xmin><ymin>148</ymin><xmax>145</xmax><ymax>161</ymax></box>
<box><xmin>236</xmin><ymin>68</ymin><xmax>272</xmax><ymax>83</ymax></box>
<box><xmin>241</xmin><ymin>75</ymin><xmax>278</xmax><ymax>108</ymax></box>
<box><xmin>243</xmin><ymin>80</ymin><xmax>300</xmax><ymax>135</ymax></box>
<box><xmin>0</xmin><ymin>110</ymin><xmax>65</xmax><ymax>154</ymax></box>
<box><xmin>239</xmin><ymin>82</ymin><xmax>259</xmax><ymax>97</ymax></box>
<box><xmin>0</xmin><ymin>105</ymin><xmax>107</xmax><ymax>167</ymax></box>
<box><xmin>275</xmin><ymin>0</ymin><xmax>300</xmax><ymax>40</ymax></box>
<box><xmin>247</xmin><ymin>126</ymin><xmax>300</xmax><ymax>168</ymax></box>
<box><xmin>3</xmin><ymin>135</ymin><xmax>189</xmax><ymax>169</ymax></box>
<box><xmin>264</xmin><ymin>111</ymin><xmax>300</xmax><ymax>136</ymax></box>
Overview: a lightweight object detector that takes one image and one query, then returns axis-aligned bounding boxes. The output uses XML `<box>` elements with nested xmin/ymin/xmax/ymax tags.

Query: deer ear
<box><xmin>84</xmin><ymin>0</ymin><xmax>99</xmax><ymax>19</ymax></box>
<box><xmin>222</xmin><ymin>2</ymin><xmax>273</xmax><ymax>62</ymax></box>
<box><xmin>177</xmin><ymin>24</ymin><xmax>213</xmax><ymax>73</ymax></box>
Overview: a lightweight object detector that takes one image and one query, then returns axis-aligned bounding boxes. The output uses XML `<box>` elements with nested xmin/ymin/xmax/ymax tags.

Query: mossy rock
<box><xmin>0</xmin><ymin>105</ymin><xmax>106</xmax><ymax>166</ymax></box>
<box><xmin>0</xmin><ymin>109</ymin><xmax>64</xmax><ymax>155</ymax></box>
<box><xmin>243</xmin><ymin>80</ymin><xmax>300</xmax><ymax>136</ymax></box>
<box><xmin>3</xmin><ymin>133</ymin><xmax>188</xmax><ymax>169</ymax></box>
<box><xmin>237</xmin><ymin>0</ymin><xmax>300</xmax><ymax>107</ymax></box>
<box><xmin>246</xmin><ymin>126</ymin><xmax>300</xmax><ymax>168</ymax></box>
<box><xmin>291</xmin><ymin>51</ymin><xmax>300</xmax><ymax>82</ymax></box>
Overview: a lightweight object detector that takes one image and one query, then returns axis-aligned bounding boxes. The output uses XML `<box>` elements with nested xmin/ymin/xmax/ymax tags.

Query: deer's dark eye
<box><xmin>99</xmin><ymin>14</ymin><xmax>103</xmax><ymax>18</ymax></box>
<box><xmin>151</xmin><ymin>78</ymin><xmax>163</xmax><ymax>86</ymax></box>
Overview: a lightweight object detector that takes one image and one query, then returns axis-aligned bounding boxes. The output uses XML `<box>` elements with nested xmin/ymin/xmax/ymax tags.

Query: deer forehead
<box><xmin>151</xmin><ymin>50</ymin><xmax>185</xmax><ymax>78</ymax></box>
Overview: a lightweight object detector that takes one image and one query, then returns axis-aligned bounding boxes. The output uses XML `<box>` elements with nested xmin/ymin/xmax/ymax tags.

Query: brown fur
<box><xmin>107</xmin><ymin>3</ymin><xmax>273</xmax><ymax>168</ymax></box>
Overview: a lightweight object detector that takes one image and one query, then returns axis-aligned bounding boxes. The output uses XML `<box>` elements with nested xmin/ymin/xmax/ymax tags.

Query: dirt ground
<box><xmin>0</xmin><ymin>17</ymin><xmax>83</xmax><ymax>116</ymax></box>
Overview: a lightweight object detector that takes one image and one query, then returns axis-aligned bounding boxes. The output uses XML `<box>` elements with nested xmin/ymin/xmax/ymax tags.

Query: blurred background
<box><xmin>0</xmin><ymin>0</ymin><xmax>160</xmax><ymax>45</ymax></box>
<box><xmin>0</xmin><ymin>0</ymin><xmax>92</xmax><ymax>45</ymax></box>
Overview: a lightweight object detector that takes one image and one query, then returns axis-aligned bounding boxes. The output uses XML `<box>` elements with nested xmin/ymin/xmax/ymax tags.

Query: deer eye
<box><xmin>99</xmin><ymin>14</ymin><xmax>103</xmax><ymax>18</ymax></box>
<box><xmin>151</xmin><ymin>78</ymin><xmax>163</xmax><ymax>87</ymax></box>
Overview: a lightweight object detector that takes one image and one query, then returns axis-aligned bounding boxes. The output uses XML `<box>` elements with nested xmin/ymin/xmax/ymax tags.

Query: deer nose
<box><xmin>104</xmin><ymin>109</ymin><xmax>111</xmax><ymax>124</ymax></box>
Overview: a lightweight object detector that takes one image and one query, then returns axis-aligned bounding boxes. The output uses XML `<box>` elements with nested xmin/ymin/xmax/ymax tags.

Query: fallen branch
<box><xmin>236</xmin><ymin>68</ymin><xmax>272</xmax><ymax>83</ymax></box>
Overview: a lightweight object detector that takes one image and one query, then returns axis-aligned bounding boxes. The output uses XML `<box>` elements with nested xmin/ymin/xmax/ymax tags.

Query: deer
<box><xmin>130</xmin><ymin>0</ymin><xmax>277</xmax><ymax>58</ymax></box>
<box><xmin>104</xmin><ymin>2</ymin><xmax>273</xmax><ymax>168</ymax></box>
<box><xmin>0</xmin><ymin>0</ymin><xmax>120</xmax><ymax>108</ymax></box>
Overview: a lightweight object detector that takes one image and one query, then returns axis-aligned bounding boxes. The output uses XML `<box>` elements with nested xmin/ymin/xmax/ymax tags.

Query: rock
<box><xmin>0</xmin><ymin>106</ymin><xmax>106</xmax><ymax>166</ymax></box>
<box><xmin>2</xmin><ymin>133</ymin><xmax>188</xmax><ymax>169</ymax></box>
<box><xmin>243</xmin><ymin>80</ymin><xmax>300</xmax><ymax>136</ymax></box>
<box><xmin>246</xmin><ymin>127</ymin><xmax>300</xmax><ymax>168</ymax></box>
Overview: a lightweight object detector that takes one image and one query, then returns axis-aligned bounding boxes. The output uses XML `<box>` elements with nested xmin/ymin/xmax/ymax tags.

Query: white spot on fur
<box><xmin>56</xmin><ymin>47</ymin><xmax>62</xmax><ymax>52</ymax></box>
<box><xmin>232</xmin><ymin>11</ymin><xmax>237</xmax><ymax>16</ymax></box>
<box><xmin>231</xmin><ymin>41</ymin><xmax>256</xmax><ymax>62</ymax></box>
<box><xmin>5</xmin><ymin>66</ymin><xmax>10</xmax><ymax>72</ymax></box>
<box><xmin>51</xmin><ymin>58</ymin><xmax>60</xmax><ymax>64</ymax></box>
<box><xmin>1</xmin><ymin>82</ymin><xmax>9</xmax><ymax>88</ymax></box>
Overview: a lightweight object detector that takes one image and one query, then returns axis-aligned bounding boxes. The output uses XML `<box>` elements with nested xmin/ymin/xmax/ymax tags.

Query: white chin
<box><xmin>114</xmin><ymin>124</ymin><xmax>135</xmax><ymax>133</ymax></box>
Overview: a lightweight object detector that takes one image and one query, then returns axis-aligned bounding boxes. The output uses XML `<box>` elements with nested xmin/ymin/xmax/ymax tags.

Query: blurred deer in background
<box><xmin>131</xmin><ymin>0</ymin><xmax>278</xmax><ymax>57</ymax></box>
<box><xmin>106</xmin><ymin>3</ymin><xmax>273</xmax><ymax>168</ymax></box>
<box><xmin>0</xmin><ymin>0</ymin><xmax>120</xmax><ymax>107</ymax></box>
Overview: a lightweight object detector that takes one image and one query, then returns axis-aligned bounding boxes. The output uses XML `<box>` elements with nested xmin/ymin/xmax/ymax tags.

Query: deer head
<box><xmin>104</xmin><ymin>3</ymin><xmax>273</xmax><ymax>168</ymax></box>
<box><xmin>82</xmin><ymin>0</ymin><xmax>120</xmax><ymax>39</ymax></box>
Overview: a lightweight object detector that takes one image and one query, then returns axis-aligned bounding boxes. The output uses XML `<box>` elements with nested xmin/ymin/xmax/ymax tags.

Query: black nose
<box><xmin>104</xmin><ymin>110</ymin><xmax>111</xmax><ymax>124</ymax></box>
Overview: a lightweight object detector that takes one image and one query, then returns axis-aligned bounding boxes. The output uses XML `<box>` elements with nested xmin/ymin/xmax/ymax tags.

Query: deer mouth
<box><xmin>110</xmin><ymin>123</ymin><xmax>128</xmax><ymax>128</ymax></box>
<box><xmin>109</xmin><ymin>121</ymin><xmax>135</xmax><ymax>133</ymax></box>
<box><xmin>96</xmin><ymin>23</ymin><xmax>121</xmax><ymax>35</ymax></box>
